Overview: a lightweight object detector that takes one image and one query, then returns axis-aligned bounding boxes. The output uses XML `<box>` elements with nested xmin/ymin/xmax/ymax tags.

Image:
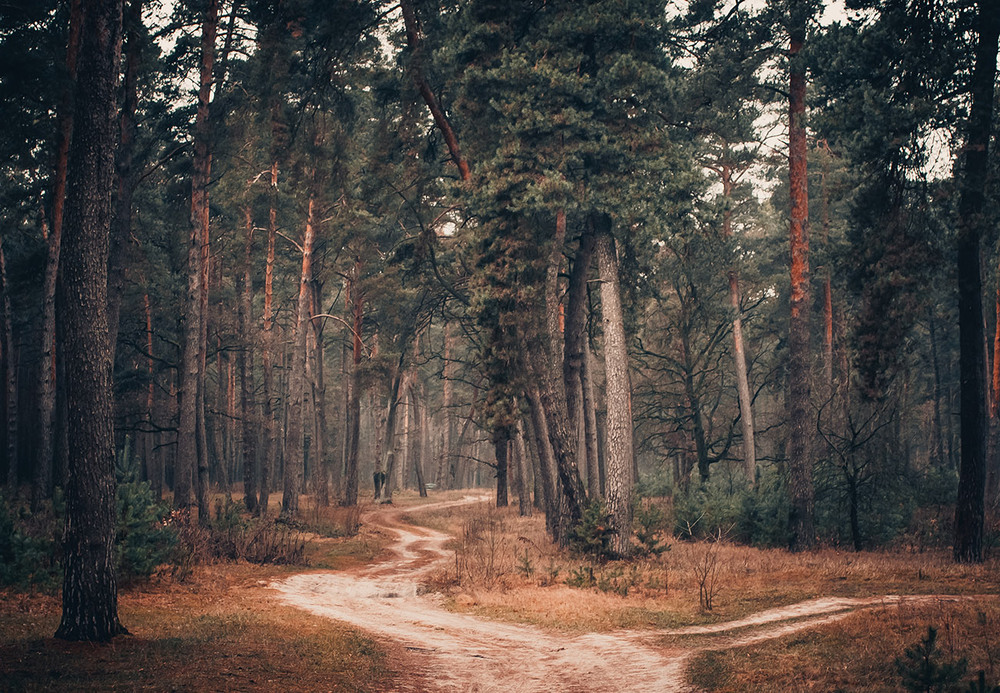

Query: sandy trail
<box><xmin>270</xmin><ymin>496</ymin><xmax>973</xmax><ymax>692</ymax></box>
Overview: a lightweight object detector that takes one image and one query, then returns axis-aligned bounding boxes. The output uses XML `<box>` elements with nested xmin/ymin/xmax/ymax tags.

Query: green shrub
<box><xmin>632</xmin><ymin>497</ymin><xmax>671</xmax><ymax>557</ymax></box>
<box><xmin>568</xmin><ymin>499</ymin><xmax>616</xmax><ymax>560</ymax></box>
<box><xmin>896</xmin><ymin>626</ymin><xmax>967</xmax><ymax>693</ymax></box>
<box><xmin>0</xmin><ymin>493</ymin><xmax>61</xmax><ymax>589</ymax></box>
<box><xmin>115</xmin><ymin>439</ymin><xmax>177</xmax><ymax>581</ymax></box>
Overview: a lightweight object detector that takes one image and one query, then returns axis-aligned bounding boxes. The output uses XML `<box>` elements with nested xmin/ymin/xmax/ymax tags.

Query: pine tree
<box><xmin>54</xmin><ymin>0</ymin><xmax>127</xmax><ymax>642</ymax></box>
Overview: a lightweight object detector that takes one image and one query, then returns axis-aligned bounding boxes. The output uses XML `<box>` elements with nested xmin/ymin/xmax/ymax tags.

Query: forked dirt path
<box><xmin>270</xmin><ymin>496</ymin><xmax>974</xmax><ymax>692</ymax></box>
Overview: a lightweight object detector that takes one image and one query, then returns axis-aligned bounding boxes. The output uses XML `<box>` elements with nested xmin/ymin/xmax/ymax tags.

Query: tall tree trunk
<box><xmin>594</xmin><ymin>222</ymin><xmax>634</xmax><ymax>557</ymax></box>
<box><xmin>375</xmin><ymin>354</ymin><xmax>407</xmax><ymax>503</ymax></box>
<box><xmin>565</xmin><ymin>230</ymin><xmax>598</xmax><ymax>499</ymax></box>
<box><xmin>954</xmin><ymin>0</ymin><xmax>999</xmax><ymax>564</ymax></box>
<box><xmin>35</xmin><ymin>0</ymin><xmax>82</xmax><ymax>506</ymax></box>
<box><xmin>343</xmin><ymin>261</ymin><xmax>363</xmax><ymax>507</ymax></box>
<box><xmin>493</xmin><ymin>431</ymin><xmax>510</xmax><ymax>508</ymax></box>
<box><xmin>54</xmin><ymin>0</ymin><xmax>126</xmax><ymax>642</ymax></box>
<box><xmin>526</xmin><ymin>342</ymin><xmax>585</xmax><ymax>541</ymax></box>
<box><xmin>513</xmin><ymin>418</ymin><xmax>531</xmax><ymax>516</ymax></box>
<box><xmin>144</xmin><ymin>293</ymin><xmax>159</xmax><ymax>498</ymax></box>
<box><xmin>682</xmin><ymin>330</ymin><xmax>711</xmax><ymax>483</ymax></box>
<box><xmin>440</xmin><ymin>322</ymin><xmax>455</xmax><ymax>488</ymax></box>
<box><xmin>786</xmin><ymin>0</ymin><xmax>815</xmax><ymax>551</ymax></box>
<box><xmin>177</xmin><ymin>0</ymin><xmax>217</xmax><ymax>515</ymax></box>
<box><xmin>214</xmin><ymin>342</ymin><xmax>230</xmax><ymax>497</ymax></box>
<box><xmin>259</xmin><ymin>161</ymin><xmax>278</xmax><ymax>517</ymax></box>
<box><xmin>929</xmin><ymin>308</ymin><xmax>947</xmax><ymax>468</ymax></box>
<box><xmin>1</xmin><ymin>241</ymin><xmax>18</xmax><ymax>489</ymax></box>
<box><xmin>310</xmin><ymin>282</ymin><xmax>330</xmax><ymax>506</ymax></box>
<box><xmin>582</xmin><ymin>345</ymin><xmax>602</xmax><ymax>496</ymax></box>
<box><xmin>238</xmin><ymin>208</ymin><xmax>258</xmax><ymax>512</ymax></box>
<box><xmin>720</xmin><ymin>165</ymin><xmax>757</xmax><ymax>483</ymax></box>
<box><xmin>547</xmin><ymin>210</ymin><xmax>567</xmax><ymax>372</ymax></box>
<box><xmin>413</xmin><ymin>383</ymin><xmax>428</xmax><ymax>497</ymax></box>
<box><xmin>282</xmin><ymin>194</ymin><xmax>316</xmax><ymax>517</ymax></box>
<box><xmin>525</xmin><ymin>386</ymin><xmax>559</xmax><ymax>536</ymax></box>
<box><xmin>106</xmin><ymin>0</ymin><xmax>141</xmax><ymax>361</ymax></box>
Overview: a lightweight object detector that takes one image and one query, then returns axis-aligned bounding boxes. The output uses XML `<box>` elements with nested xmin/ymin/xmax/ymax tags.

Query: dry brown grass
<box><xmin>688</xmin><ymin>597</ymin><xmax>1000</xmax><ymax>691</ymax></box>
<box><xmin>412</xmin><ymin>501</ymin><xmax>1000</xmax><ymax>635</ymax></box>
<box><xmin>0</xmin><ymin>561</ymin><xmax>403</xmax><ymax>692</ymax></box>
<box><xmin>0</xmin><ymin>493</ymin><xmax>403</xmax><ymax>692</ymax></box>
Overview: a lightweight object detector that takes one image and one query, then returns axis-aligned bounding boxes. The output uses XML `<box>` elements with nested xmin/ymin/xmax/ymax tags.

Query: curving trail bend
<box><xmin>271</xmin><ymin>496</ymin><xmax>974</xmax><ymax>692</ymax></box>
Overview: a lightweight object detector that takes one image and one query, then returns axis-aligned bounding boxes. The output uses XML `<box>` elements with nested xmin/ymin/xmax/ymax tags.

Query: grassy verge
<box><xmin>688</xmin><ymin>598</ymin><xmax>1000</xmax><ymax>691</ymax></box>
<box><xmin>0</xmin><ymin>492</ymin><xmax>403</xmax><ymax>692</ymax></box>
<box><xmin>410</xmin><ymin>501</ymin><xmax>1000</xmax><ymax>636</ymax></box>
<box><xmin>0</xmin><ymin>563</ymin><xmax>401</xmax><ymax>692</ymax></box>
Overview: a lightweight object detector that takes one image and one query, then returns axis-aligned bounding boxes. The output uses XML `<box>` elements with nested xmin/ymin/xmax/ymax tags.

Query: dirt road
<box><xmin>270</xmin><ymin>496</ymin><xmax>964</xmax><ymax>692</ymax></box>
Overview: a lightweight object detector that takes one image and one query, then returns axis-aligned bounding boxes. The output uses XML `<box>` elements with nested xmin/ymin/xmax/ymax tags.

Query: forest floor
<box><xmin>2</xmin><ymin>491</ymin><xmax>999</xmax><ymax>691</ymax></box>
<box><xmin>272</xmin><ymin>494</ymin><xmax>1000</xmax><ymax>692</ymax></box>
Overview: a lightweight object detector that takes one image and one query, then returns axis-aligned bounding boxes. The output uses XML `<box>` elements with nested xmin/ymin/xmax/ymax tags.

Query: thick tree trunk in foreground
<box><xmin>786</xmin><ymin>1</ymin><xmax>815</xmax><ymax>551</ymax></box>
<box><xmin>55</xmin><ymin>0</ymin><xmax>126</xmax><ymax>642</ymax></box>
<box><xmin>595</xmin><ymin>223</ymin><xmax>634</xmax><ymax>557</ymax></box>
<box><xmin>955</xmin><ymin>0</ymin><xmax>999</xmax><ymax>564</ymax></box>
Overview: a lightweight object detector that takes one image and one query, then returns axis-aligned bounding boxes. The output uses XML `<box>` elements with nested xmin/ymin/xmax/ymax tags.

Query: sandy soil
<box><xmin>270</xmin><ymin>496</ymin><xmax>967</xmax><ymax>692</ymax></box>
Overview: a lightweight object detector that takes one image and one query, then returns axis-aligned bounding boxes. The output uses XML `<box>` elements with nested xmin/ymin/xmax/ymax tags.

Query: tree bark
<box><xmin>719</xmin><ymin>165</ymin><xmax>757</xmax><ymax>483</ymax></box>
<box><xmin>494</xmin><ymin>432</ymin><xmax>509</xmax><ymax>508</ymax></box>
<box><xmin>409</xmin><ymin>383</ymin><xmax>428</xmax><ymax>497</ymax></box>
<box><xmin>143</xmin><ymin>293</ymin><xmax>159</xmax><ymax>498</ymax></box>
<box><xmin>258</xmin><ymin>161</ymin><xmax>278</xmax><ymax>517</ymax></box>
<box><xmin>582</xmin><ymin>345</ymin><xmax>602</xmax><ymax>496</ymax></box>
<box><xmin>786</xmin><ymin>0</ymin><xmax>815</xmax><ymax>551</ymax></box>
<box><xmin>343</xmin><ymin>261</ymin><xmax>363</xmax><ymax>507</ymax></box>
<box><xmin>440</xmin><ymin>322</ymin><xmax>455</xmax><ymax>488</ymax></box>
<box><xmin>513</xmin><ymin>418</ymin><xmax>531</xmax><ymax>516</ymax></box>
<box><xmin>954</xmin><ymin>0</ymin><xmax>999</xmax><ymax>564</ymax></box>
<box><xmin>238</xmin><ymin>208</ymin><xmax>258</xmax><ymax>512</ymax></box>
<box><xmin>106</xmin><ymin>0</ymin><xmax>142</xmax><ymax>362</ymax></box>
<box><xmin>594</xmin><ymin>223</ymin><xmax>634</xmax><ymax>557</ymax></box>
<box><xmin>35</xmin><ymin>0</ymin><xmax>82</xmax><ymax>506</ymax></box>
<box><xmin>565</xmin><ymin>230</ymin><xmax>598</xmax><ymax>499</ymax></box>
<box><xmin>525</xmin><ymin>386</ymin><xmax>559</xmax><ymax>537</ymax></box>
<box><xmin>375</xmin><ymin>354</ymin><xmax>407</xmax><ymax>503</ymax></box>
<box><xmin>54</xmin><ymin>0</ymin><xmax>126</xmax><ymax>642</ymax></box>
<box><xmin>1</xmin><ymin>241</ymin><xmax>18</xmax><ymax>489</ymax></box>
<box><xmin>282</xmin><ymin>194</ymin><xmax>316</xmax><ymax>517</ymax></box>
<box><xmin>176</xmin><ymin>0</ymin><xmax>217</xmax><ymax>515</ymax></box>
<box><xmin>310</xmin><ymin>281</ymin><xmax>330</xmax><ymax>506</ymax></box>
